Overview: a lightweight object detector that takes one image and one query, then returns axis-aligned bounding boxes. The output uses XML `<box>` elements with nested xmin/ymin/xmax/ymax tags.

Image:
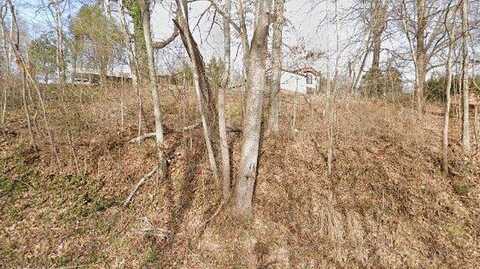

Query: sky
<box><xmin>8</xmin><ymin>0</ymin><xmax>414</xmax><ymax>86</ymax></box>
<box><xmin>10</xmin><ymin>0</ymin><xmax>359</xmax><ymax>70</ymax></box>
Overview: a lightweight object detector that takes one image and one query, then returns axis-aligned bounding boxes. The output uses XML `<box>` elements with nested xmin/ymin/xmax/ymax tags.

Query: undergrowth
<box><xmin>0</xmin><ymin>85</ymin><xmax>479</xmax><ymax>268</ymax></box>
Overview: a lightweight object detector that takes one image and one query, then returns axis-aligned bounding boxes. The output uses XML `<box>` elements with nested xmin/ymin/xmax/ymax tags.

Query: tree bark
<box><xmin>415</xmin><ymin>0</ymin><xmax>427</xmax><ymax>113</ymax></box>
<box><xmin>461</xmin><ymin>0</ymin><xmax>470</xmax><ymax>154</ymax></box>
<box><xmin>268</xmin><ymin>0</ymin><xmax>285</xmax><ymax>134</ymax></box>
<box><xmin>220</xmin><ymin>0</ymin><xmax>232</xmax><ymax>201</ymax></box>
<box><xmin>370</xmin><ymin>0</ymin><xmax>386</xmax><ymax>94</ymax></box>
<box><xmin>234</xmin><ymin>0</ymin><xmax>270</xmax><ymax>217</ymax></box>
<box><xmin>0</xmin><ymin>7</ymin><xmax>10</xmax><ymax>126</ymax></box>
<box><xmin>21</xmin><ymin>72</ymin><xmax>35</xmax><ymax>146</ymax></box>
<box><xmin>370</xmin><ymin>0</ymin><xmax>385</xmax><ymax>71</ymax></box>
<box><xmin>119</xmin><ymin>0</ymin><xmax>144</xmax><ymax>137</ymax></box>
<box><xmin>138</xmin><ymin>0</ymin><xmax>167</xmax><ymax>179</ymax></box>
<box><xmin>51</xmin><ymin>0</ymin><xmax>66</xmax><ymax>87</ymax></box>
<box><xmin>443</xmin><ymin>9</ymin><xmax>456</xmax><ymax>177</ymax></box>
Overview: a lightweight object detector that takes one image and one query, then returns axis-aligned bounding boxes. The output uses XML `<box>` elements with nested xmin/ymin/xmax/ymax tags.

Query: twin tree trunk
<box><xmin>174</xmin><ymin>0</ymin><xmax>221</xmax><ymax>182</ymax></box>
<box><xmin>234</xmin><ymin>0</ymin><xmax>271</xmax><ymax>217</ymax></box>
<box><xmin>140</xmin><ymin>0</ymin><xmax>272</xmax><ymax>216</ymax></box>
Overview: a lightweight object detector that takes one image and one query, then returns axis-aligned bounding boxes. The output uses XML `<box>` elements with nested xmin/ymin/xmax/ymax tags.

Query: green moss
<box><xmin>144</xmin><ymin>246</ymin><xmax>158</xmax><ymax>264</ymax></box>
<box><xmin>453</xmin><ymin>183</ymin><xmax>471</xmax><ymax>196</ymax></box>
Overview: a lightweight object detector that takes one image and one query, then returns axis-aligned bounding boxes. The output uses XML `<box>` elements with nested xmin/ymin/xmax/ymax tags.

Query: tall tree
<box><xmin>123</xmin><ymin>0</ymin><xmax>147</xmax><ymax>84</ymax></box>
<box><xmin>0</xmin><ymin>4</ymin><xmax>11</xmax><ymax>125</ymax></box>
<box><xmin>174</xmin><ymin>0</ymin><xmax>220</xmax><ymax>182</ymax></box>
<box><xmin>461</xmin><ymin>0</ymin><xmax>471</xmax><ymax>154</ymax></box>
<box><xmin>415</xmin><ymin>0</ymin><xmax>428</xmax><ymax>112</ymax></box>
<box><xmin>234</xmin><ymin>0</ymin><xmax>271</xmax><ymax>217</ymax></box>
<box><xmin>399</xmin><ymin>0</ymin><xmax>450</xmax><ymax>113</ymax></box>
<box><xmin>443</xmin><ymin>2</ymin><xmax>457</xmax><ymax>177</ymax></box>
<box><xmin>137</xmin><ymin>0</ymin><xmax>166</xmax><ymax>157</ymax></box>
<box><xmin>371</xmin><ymin>0</ymin><xmax>386</xmax><ymax>71</ymax></box>
<box><xmin>119</xmin><ymin>0</ymin><xmax>144</xmax><ymax>138</ymax></box>
<box><xmin>48</xmin><ymin>0</ymin><xmax>66</xmax><ymax>87</ymax></box>
<box><xmin>220</xmin><ymin>0</ymin><xmax>232</xmax><ymax>200</ymax></box>
<box><xmin>268</xmin><ymin>0</ymin><xmax>285</xmax><ymax>134</ymax></box>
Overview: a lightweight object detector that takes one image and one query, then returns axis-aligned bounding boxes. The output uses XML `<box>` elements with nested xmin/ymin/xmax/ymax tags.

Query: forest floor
<box><xmin>1</xmin><ymin>84</ymin><xmax>479</xmax><ymax>268</ymax></box>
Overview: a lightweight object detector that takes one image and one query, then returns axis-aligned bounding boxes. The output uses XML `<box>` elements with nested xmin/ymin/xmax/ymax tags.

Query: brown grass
<box><xmin>0</xmin><ymin>84</ymin><xmax>479</xmax><ymax>268</ymax></box>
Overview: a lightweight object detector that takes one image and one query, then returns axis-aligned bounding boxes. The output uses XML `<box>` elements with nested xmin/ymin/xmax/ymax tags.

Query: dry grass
<box><xmin>0</xmin><ymin>84</ymin><xmax>479</xmax><ymax>268</ymax></box>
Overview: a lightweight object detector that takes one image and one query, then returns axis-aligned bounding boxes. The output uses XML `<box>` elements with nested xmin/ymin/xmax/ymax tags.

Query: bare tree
<box><xmin>220</xmin><ymin>0</ymin><xmax>232</xmax><ymax>201</ymax></box>
<box><xmin>234</xmin><ymin>0</ymin><xmax>271</xmax><ymax>217</ymax></box>
<box><xmin>0</xmin><ymin>4</ymin><xmax>11</xmax><ymax>126</ymax></box>
<box><xmin>415</xmin><ymin>0</ymin><xmax>428</xmax><ymax>112</ymax></box>
<box><xmin>174</xmin><ymin>0</ymin><xmax>220</xmax><ymax>181</ymax></box>
<box><xmin>268</xmin><ymin>0</ymin><xmax>285</xmax><ymax>134</ymax></box>
<box><xmin>371</xmin><ymin>0</ymin><xmax>387</xmax><ymax>73</ymax></box>
<box><xmin>461</xmin><ymin>0</ymin><xmax>471</xmax><ymax>154</ymax></box>
<box><xmin>442</xmin><ymin>1</ymin><xmax>458</xmax><ymax>176</ymax></box>
<box><xmin>47</xmin><ymin>0</ymin><xmax>66</xmax><ymax>88</ymax></box>
<box><xmin>119</xmin><ymin>0</ymin><xmax>144</xmax><ymax>137</ymax></box>
<box><xmin>138</xmin><ymin>0</ymin><xmax>166</xmax><ymax>162</ymax></box>
<box><xmin>7</xmin><ymin>0</ymin><xmax>59</xmax><ymax>162</ymax></box>
<box><xmin>398</xmin><ymin>0</ymin><xmax>450</xmax><ymax>113</ymax></box>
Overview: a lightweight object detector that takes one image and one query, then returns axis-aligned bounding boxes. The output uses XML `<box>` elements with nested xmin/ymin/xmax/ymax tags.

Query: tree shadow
<box><xmin>157</xmin><ymin>131</ymin><xmax>206</xmax><ymax>264</ymax></box>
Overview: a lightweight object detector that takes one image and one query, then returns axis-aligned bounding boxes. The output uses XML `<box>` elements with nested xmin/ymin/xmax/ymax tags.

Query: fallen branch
<box><xmin>129</xmin><ymin>132</ymin><xmax>156</xmax><ymax>144</ymax></box>
<box><xmin>128</xmin><ymin>122</ymin><xmax>241</xmax><ymax>143</ymax></box>
<box><xmin>129</xmin><ymin>122</ymin><xmax>201</xmax><ymax>143</ymax></box>
<box><xmin>123</xmin><ymin>166</ymin><xmax>159</xmax><ymax>207</ymax></box>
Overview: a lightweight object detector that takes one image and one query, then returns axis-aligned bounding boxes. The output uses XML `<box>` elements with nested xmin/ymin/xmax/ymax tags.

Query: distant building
<box><xmin>72</xmin><ymin>66</ymin><xmax>132</xmax><ymax>85</ymax></box>
<box><xmin>281</xmin><ymin>67</ymin><xmax>320</xmax><ymax>94</ymax></box>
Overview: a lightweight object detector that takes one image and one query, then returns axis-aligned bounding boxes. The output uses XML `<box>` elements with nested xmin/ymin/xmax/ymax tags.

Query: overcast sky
<box><xmin>12</xmin><ymin>0</ymin><xmax>376</xmax><ymax>78</ymax></box>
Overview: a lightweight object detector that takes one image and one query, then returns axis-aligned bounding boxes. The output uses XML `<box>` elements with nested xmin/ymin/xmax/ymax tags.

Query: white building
<box><xmin>280</xmin><ymin>67</ymin><xmax>320</xmax><ymax>94</ymax></box>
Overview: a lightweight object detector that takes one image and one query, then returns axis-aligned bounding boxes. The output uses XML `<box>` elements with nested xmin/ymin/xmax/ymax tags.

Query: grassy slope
<box><xmin>0</xmin><ymin>86</ymin><xmax>479</xmax><ymax>268</ymax></box>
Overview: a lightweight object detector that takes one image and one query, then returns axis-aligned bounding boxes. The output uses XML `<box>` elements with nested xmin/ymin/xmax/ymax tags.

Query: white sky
<box><xmin>12</xmin><ymin>0</ymin><xmax>414</xmax><ymax>82</ymax></box>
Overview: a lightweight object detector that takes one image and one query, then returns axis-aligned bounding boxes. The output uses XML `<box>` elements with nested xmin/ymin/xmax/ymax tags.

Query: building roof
<box><xmin>282</xmin><ymin>66</ymin><xmax>320</xmax><ymax>77</ymax></box>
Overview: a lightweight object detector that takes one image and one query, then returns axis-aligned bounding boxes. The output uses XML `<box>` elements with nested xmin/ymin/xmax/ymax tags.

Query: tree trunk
<box><xmin>220</xmin><ymin>0</ymin><xmax>232</xmax><ymax>201</ymax></box>
<box><xmin>370</xmin><ymin>0</ymin><xmax>384</xmax><ymax>71</ymax></box>
<box><xmin>268</xmin><ymin>0</ymin><xmax>285</xmax><ymax>134</ymax></box>
<box><xmin>328</xmin><ymin>0</ymin><xmax>340</xmax><ymax>176</ymax></box>
<box><xmin>461</xmin><ymin>0</ymin><xmax>470</xmax><ymax>154</ymax></box>
<box><xmin>443</xmin><ymin>13</ymin><xmax>456</xmax><ymax>177</ymax></box>
<box><xmin>21</xmin><ymin>72</ymin><xmax>35</xmax><ymax>146</ymax></box>
<box><xmin>174</xmin><ymin>0</ymin><xmax>220</xmax><ymax>181</ymax></box>
<box><xmin>138</xmin><ymin>0</ymin><xmax>167</xmax><ymax>173</ymax></box>
<box><xmin>120</xmin><ymin>0</ymin><xmax>143</xmax><ymax>137</ymax></box>
<box><xmin>0</xmin><ymin>10</ymin><xmax>10</xmax><ymax>126</ymax></box>
<box><xmin>415</xmin><ymin>0</ymin><xmax>427</xmax><ymax>113</ymax></box>
<box><xmin>234</xmin><ymin>0</ymin><xmax>270</xmax><ymax>217</ymax></box>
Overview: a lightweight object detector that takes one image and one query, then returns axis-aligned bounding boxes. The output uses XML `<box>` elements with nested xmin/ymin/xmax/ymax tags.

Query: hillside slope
<box><xmin>1</xmin><ymin>88</ymin><xmax>479</xmax><ymax>268</ymax></box>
